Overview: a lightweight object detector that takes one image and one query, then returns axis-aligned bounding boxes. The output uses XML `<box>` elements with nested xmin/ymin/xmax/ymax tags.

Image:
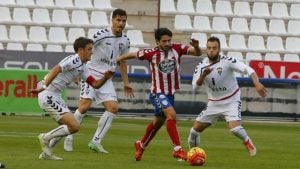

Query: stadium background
<box><xmin>0</xmin><ymin>0</ymin><xmax>299</xmax><ymax>121</ymax></box>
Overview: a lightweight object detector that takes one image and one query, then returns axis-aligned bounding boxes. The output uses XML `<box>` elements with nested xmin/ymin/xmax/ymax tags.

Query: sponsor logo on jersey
<box><xmin>158</xmin><ymin>59</ymin><xmax>176</xmax><ymax>74</ymax></box>
<box><xmin>100</xmin><ymin>58</ymin><xmax>116</xmax><ymax>67</ymax></box>
<box><xmin>208</xmin><ymin>84</ymin><xmax>227</xmax><ymax>92</ymax></box>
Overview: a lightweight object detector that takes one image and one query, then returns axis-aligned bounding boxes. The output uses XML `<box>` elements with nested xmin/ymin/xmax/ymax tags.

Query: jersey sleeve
<box><xmin>121</xmin><ymin>37</ymin><xmax>130</xmax><ymax>55</ymax></box>
<box><xmin>92</xmin><ymin>28</ymin><xmax>109</xmax><ymax>44</ymax></box>
<box><xmin>137</xmin><ymin>48</ymin><xmax>155</xmax><ymax>61</ymax></box>
<box><xmin>173</xmin><ymin>43</ymin><xmax>189</xmax><ymax>56</ymax></box>
<box><xmin>224</xmin><ymin>56</ymin><xmax>253</xmax><ymax>75</ymax></box>
<box><xmin>59</xmin><ymin>55</ymin><xmax>80</xmax><ymax>72</ymax></box>
<box><xmin>192</xmin><ymin>61</ymin><xmax>203</xmax><ymax>90</ymax></box>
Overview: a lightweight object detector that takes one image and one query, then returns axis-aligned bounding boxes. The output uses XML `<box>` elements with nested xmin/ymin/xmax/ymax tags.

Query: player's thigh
<box><xmin>149</xmin><ymin>93</ymin><xmax>174</xmax><ymax>116</ymax></box>
<box><xmin>195</xmin><ymin>106</ymin><xmax>220</xmax><ymax>125</ymax></box>
<box><xmin>223</xmin><ymin>101</ymin><xmax>242</xmax><ymax>122</ymax></box>
<box><xmin>78</xmin><ymin>98</ymin><xmax>93</xmax><ymax>113</ymax></box>
<box><xmin>193</xmin><ymin>120</ymin><xmax>211</xmax><ymax>132</ymax></box>
<box><xmin>94</xmin><ymin>79</ymin><xmax>117</xmax><ymax>104</ymax></box>
<box><xmin>38</xmin><ymin>91</ymin><xmax>71</xmax><ymax>122</ymax></box>
<box><xmin>162</xmin><ymin>106</ymin><xmax>176</xmax><ymax>119</ymax></box>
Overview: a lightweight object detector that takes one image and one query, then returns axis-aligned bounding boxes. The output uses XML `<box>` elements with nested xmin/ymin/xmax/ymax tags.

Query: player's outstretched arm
<box><xmin>29</xmin><ymin>65</ymin><xmax>62</xmax><ymax>94</ymax></box>
<box><xmin>250</xmin><ymin>72</ymin><xmax>267</xmax><ymax>97</ymax></box>
<box><xmin>89</xmin><ymin>71</ymin><xmax>114</xmax><ymax>89</ymax></box>
<box><xmin>117</xmin><ymin>52</ymin><xmax>137</xmax><ymax>63</ymax></box>
<box><xmin>119</xmin><ymin>60</ymin><xmax>134</xmax><ymax>98</ymax></box>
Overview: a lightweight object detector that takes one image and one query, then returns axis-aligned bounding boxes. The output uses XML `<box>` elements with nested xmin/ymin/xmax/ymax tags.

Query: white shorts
<box><xmin>80</xmin><ymin>72</ymin><xmax>117</xmax><ymax>104</ymax></box>
<box><xmin>38</xmin><ymin>90</ymin><xmax>70</xmax><ymax>122</ymax></box>
<box><xmin>196</xmin><ymin>101</ymin><xmax>242</xmax><ymax>124</ymax></box>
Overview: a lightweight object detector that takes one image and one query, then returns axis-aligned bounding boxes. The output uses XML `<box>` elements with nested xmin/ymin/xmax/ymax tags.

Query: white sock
<box><xmin>49</xmin><ymin>137</ymin><xmax>63</xmax><ymax>148</ymax></box>
<box><xmin>65</xmin><ymin>109</ymin><xmax>84</xmax><ymax>140</ymax></box>
<box><xmin>230</xmin><ymin>125</ymin><xmax>249</xmax><ymax>142</ymax></box>
<box><xmin>91</xmin><ymin>111</ymin><xmax>116</xmax><ymax>144</ymax></box>
<box><xmin>188</xmin><ymin>127</ymin><xmax>200</xmax><ymax>148</ymax></box>
<box><xmin>74</xmin><ymin>109</ymin><xmax>84</xmax><ymax>124</ymax></box>
<box><xmin>44</xmin><ymin>125</ymin><xmax>71</xmax><ymax>141</ymax></box>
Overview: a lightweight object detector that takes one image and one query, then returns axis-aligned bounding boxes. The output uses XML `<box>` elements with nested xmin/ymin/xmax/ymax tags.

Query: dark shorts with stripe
<box><xmin>149</xmin><ymin>93</ymin><xmax>174</xmax><ymax>116</ymax></box>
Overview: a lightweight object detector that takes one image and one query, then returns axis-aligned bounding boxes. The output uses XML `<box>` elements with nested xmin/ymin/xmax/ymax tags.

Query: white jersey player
<box><xmin>64</xmin><ymin>8</ymin><xmax>134</xmax><ymax>153</ymax></box>
<box><xmin>188</xmin><ymin>36</ymin><xmax>267</xmax><ymax>157</ymax></box>
<box><xmin>30</xmin><ymin>37</ymin><xmax>114</xmax><ymax>160</ymax></box>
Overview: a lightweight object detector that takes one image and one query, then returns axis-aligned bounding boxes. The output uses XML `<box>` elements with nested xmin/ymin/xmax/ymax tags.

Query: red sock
<box><xmin>141</xmin><ymin>122</ymin><xmax>158</xmax><ymax>147</ymax></box>
<box><xmin>166</xmin><ymin>119</ymin><xmax>180</xmax><ymax>146</ymax></box>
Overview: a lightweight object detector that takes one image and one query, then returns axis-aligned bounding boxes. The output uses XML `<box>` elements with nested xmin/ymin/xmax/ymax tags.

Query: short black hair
<box><xmin>112</xmin><ymin>8</ymin><xmax>127</xmax><ymax>19</ymax></box>
<box><xmin>73</xmin><ymin>37</ymin><xmax>93</xmax><ymax>52</ymax></box>
<box><xmin>207</xmin><ymin>36</ymin><xmax>221</xmax><ymax>48</ymax></box>
<box><xmin>154</xmin><ymin>27</ymin><xmax>172</xmax><ymax>41</ymax></box>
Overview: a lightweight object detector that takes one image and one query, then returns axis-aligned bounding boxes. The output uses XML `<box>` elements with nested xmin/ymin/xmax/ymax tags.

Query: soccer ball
<box><xmin>187</xmin><ymin>147</ymin><xmax>206</xmax><ymax>166</ymax></box>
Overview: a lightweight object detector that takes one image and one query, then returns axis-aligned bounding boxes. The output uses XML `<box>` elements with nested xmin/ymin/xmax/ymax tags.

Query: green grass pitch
<box><xmin>0</xmin><ymin>115</ymin><xmax>299</xmax><ymax>169</ymax></box>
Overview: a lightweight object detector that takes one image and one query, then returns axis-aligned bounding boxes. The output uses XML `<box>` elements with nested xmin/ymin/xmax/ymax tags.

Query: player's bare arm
<box><xmin>90</xmin><ymin>71</ymin><xmax>115</xmax><ymax>89</ymax></box>
<box><xmin>29</xmin><ymin>65</ymin><xmax>62</xmax><ymax>94</ymax></box>
<box><xmin>250</xmin><ymin>72</ymin><xmax>268</xmax><ymax>97</ymax></box>
<box><xmin>117</xmin><ymin>52</ymin><xmax>137</xmax><ymax>63</ymax></box>
<box><xmin>119</xmin><ymin>59</ymin><xmax>135</xmax><ymax>98</ymax></box>
<box><xmin>196</xmin><ymin>67</ymin><xmax>213</xmax><ymax>86</ymax></box>
<box><xmin>189</xmin><ymin>39</ymin><xmax>202</xmax><ymax>56</ymax></box>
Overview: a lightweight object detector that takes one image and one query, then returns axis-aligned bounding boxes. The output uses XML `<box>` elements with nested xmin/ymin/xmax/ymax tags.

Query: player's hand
<box><xmin>203</xmin><ymin>67</ymin><xmax>213</xmax><ymax>76</ymax></box>
<box><xmin>103</xmin><ymin>71</ymin><xmax>115</xmax><ymax>80</ymax></box>
<box><xmin>190</xmin><ymin>38</ymin><xmax>199</xmax><ymax>48</ymax></box>
<box><xmin>28</xmin><ymin>88</ymin><xmax>44</xmax><ymax>95</ymax></box>
<box><xmin>124</xmin><ymin>84</ymin><xmax>134</xmax><ymax>98</ymax></box>
<box><xmin>73</xmin><ymin>77</ymin><xmax>81</xmax><ymax>85</ymax></box>
<box><xmin>255</xmin><ymin>82</ymin><xmax>267</xmax><ymax>97</ymax></box>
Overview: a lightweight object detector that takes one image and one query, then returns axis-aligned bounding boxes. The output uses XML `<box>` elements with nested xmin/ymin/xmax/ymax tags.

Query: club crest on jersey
<box><xmin>158</xmin><ymin>59</ymin><xmax>176</xmax><ymax>74</ymax></box>
<box><xmin>119</xmin><ymin>43</ymin><xmax>124</xmax><ymax>51</ymax></box>
<box><xmin>217</xmin><ymin>67</ymin><xmax>222</xmax><ymax>75</ymax></box>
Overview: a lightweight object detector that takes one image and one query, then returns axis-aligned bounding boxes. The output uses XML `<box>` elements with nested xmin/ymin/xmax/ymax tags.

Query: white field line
<box><xmin>0</xmin><ymin>131</ymin><xmax>82</xmax><ymax>138</ymax></box>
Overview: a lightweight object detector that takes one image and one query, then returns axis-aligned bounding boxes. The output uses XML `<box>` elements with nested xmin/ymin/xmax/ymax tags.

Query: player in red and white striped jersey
<box><xmin>188</xmin><ymin>36</ymin><xmax>267</xmax><ymax>157</ymax></box>
<box><xmin>117</xmin><ymin>27</ymin><xmax>201</xmax><ymax>161</ymax></box>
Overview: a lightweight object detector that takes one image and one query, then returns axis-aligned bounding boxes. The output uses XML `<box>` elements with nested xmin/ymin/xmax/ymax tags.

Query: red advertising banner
<box><xmin>250</xmin><ymin>60</ymin><xmax>300</xmax><ymax>79</ymax></box>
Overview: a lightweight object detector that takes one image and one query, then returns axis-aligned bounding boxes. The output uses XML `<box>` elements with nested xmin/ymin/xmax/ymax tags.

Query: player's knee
<box><xmin>193</xmin><ymin>123</ymin><xmax>208</xmax><ymax>133</ymax></box>
<box><xmin>78</xmin><ymin>107</ymin><xmax>88</xmax><ymax>114</ymax></box>
<box><xmin>68</xmin><ymin>122</ymin><xmax>80</xmax><ymax>134</ymax></box>
<box><xmin>78</xmin><ymin>99</ymin><xmax>92</xmax><ymax>113</ymax></box>
<box><xmin>194</xmin><ymin>127</ymin><xmax>204</xmax><ymax>133</ymax></box>
<box><xmin>106</xmin><ymin>104</ymin><xmax>119</xmax><ymax>113</ymax></box>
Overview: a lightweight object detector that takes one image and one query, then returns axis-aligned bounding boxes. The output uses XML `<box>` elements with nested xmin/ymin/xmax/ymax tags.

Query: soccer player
<box><xmin>30</xmin><ymin>37</ymin><xmax>114</xmax><ymax>160</ymax></box>
<box><xmin>63</xmin><ymin>8</ymin><xmax>134</xmax><ymax>153</ymax></box>
<box><xmin>188</xmin><ymin>36</ymin><xmax>267</xmax><ymax>156</ymax></box>
<box><xmin>117</xmin><ymin>27</ymin><xmax>202</xmax><ymax>161</ymax></box>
